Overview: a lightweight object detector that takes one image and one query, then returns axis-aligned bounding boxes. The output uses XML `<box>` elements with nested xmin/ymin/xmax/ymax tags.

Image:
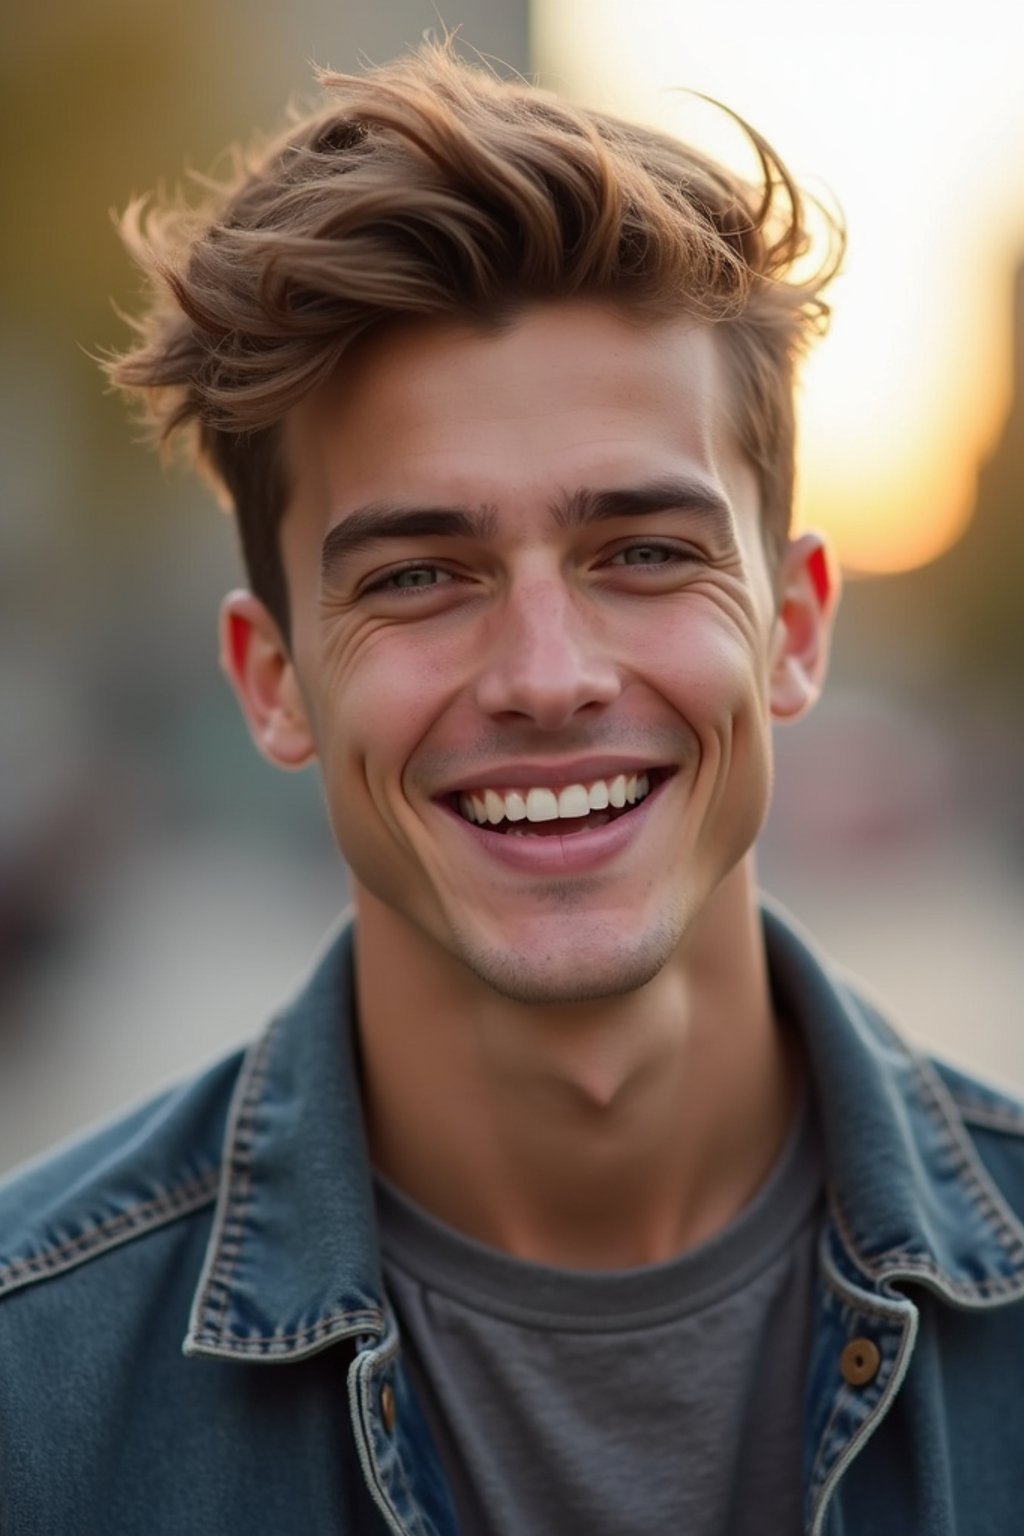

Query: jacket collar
<box><xmin>185</xmin><ymin>919</ymin><xmax>387</xmax><ymax>1362</ymax></box>
<box><xmin>185</xmin><ymin>905</ymin><xmax>1024</xmax><ymax>1362</ymax></box>
<box><xmin>763</xmin><ymin>902</ymin><xmax>1024</xmax><ymax>1306</ymax></box>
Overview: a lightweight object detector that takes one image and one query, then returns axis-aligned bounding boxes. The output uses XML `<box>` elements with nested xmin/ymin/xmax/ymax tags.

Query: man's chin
<box><xmin>450</xmin><ymin>918</ymin><xmax>682</xmax><ymax>1008</ymax></box>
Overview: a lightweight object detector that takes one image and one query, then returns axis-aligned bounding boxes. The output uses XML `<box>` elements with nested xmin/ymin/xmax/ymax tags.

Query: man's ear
<box><xmin>768</xmin><ymin>533</ymin><xmax>841</xmax><ymax>723</ymax></box>
<box><xmin>218</xmin><ymin>591</ymin><xmax>317</xmax><ymax>769</ymax></box>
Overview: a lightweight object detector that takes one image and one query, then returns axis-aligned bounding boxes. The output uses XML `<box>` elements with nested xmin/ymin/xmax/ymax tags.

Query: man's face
<box><xmin>245</xmin><ymin>303</ymin><xmax>827</xmax><ymax>1004</ymax></box>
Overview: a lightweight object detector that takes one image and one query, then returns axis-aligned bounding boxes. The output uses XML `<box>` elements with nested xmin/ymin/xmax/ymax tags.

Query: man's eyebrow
<box><xmin>320</xmin><ymin>503</ymin><xmax>499</xmax><ymax>580</ymax></box>
<box><xmin>320</xmin><ymin>477</ymin><xmax>735</xmax><ymax>581</ymax></box>
<box><xmin>552</xmin><ymin>477</ymin><xmax>735</xmax><ymax>533</ymax></box>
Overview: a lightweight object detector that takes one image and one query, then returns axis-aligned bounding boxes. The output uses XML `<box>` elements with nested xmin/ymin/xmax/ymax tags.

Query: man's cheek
<box><xmin>319</xmin><ymin>729</ymin><xmax>406</xmax><ymax>851</ymax></box>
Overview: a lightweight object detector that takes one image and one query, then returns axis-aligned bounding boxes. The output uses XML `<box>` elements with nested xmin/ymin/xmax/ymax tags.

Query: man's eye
<box><xmin>609</xmin><ymin>543</ymin><xmax>684</xmax><ymax>567</ymax></box>
<box><xmin>369</xmin><ymin>564</ymin><xmax>452</xmax><ymax>593</ymax></box>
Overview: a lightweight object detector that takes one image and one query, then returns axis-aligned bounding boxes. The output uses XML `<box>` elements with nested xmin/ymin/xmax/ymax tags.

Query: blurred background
<box><xmin>1</xmin><ymin>0</ymin><xmax>1021</xmax><ymax>1172</ymax></box>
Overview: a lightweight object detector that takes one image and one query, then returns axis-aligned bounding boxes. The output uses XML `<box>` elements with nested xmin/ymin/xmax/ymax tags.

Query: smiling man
<box><xmin>3</xmin><ymin>41</ymin><xmax>1024</xmax><ymax>1536</ymax></box>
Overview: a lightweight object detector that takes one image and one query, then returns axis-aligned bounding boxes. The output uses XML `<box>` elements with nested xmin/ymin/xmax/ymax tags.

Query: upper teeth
<box><xmin>458</xmin><ymin>774</ymin><xmax>651</xmax><ymax>826</ymax></box>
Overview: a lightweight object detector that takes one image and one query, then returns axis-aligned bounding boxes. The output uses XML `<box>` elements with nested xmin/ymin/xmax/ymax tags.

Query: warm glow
<box><xmin>534</xmin><ymin>1</ymin><xmax>1024</xmax><ymax>573</ymax></box>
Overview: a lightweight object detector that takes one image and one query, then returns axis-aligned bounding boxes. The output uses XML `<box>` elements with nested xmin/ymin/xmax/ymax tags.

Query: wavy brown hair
<box><xmin>109</xmin><ymin>42</ymin><xmax>842</xmax><ymax>638</ymax></box>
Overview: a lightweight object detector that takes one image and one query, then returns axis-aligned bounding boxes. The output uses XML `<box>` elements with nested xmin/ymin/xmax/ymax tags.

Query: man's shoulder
<box><xmin>764</xmin><ymin>902</ymin><xmax>1024</xmax><ymax>1267</ymax></box>
<box><xmin>0</xmin><ymin>1019</ymin><xmax>381</xmax><ymax>1535</ymax></box>
<box><xmin>0</xmin><ymin>1043</ymin><xmax>247</xmax><ymax>1307</ymax></box>
<box><xmin>846</xmin><ymin>966</ymin><xmax>1024</xmax><ymax>1152</ymax></box>
<box><xmin>841</xmin><ymin>968</ymin><xmax>1024</xmax><ymax>1218</ymax></box>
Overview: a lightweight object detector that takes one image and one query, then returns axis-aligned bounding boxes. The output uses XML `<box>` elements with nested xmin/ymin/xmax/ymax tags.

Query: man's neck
<box><xmin>354</xmin><ymin>861</ymin><xmax>800</xmax><ymax>1270</ymax></box>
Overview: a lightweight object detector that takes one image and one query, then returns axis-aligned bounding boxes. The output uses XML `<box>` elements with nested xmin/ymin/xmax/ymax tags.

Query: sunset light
<box><xmin>534</xmin><ymin>0</ymin><xmax>1024</xmax><ymax>574</ymax></box>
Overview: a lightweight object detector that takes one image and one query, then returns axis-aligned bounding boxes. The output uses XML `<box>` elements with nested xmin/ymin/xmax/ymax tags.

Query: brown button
<box><xmin>380</xmin><ymin>1381</ymin><xmax>397</xmax><ymax>1433</ymax></box>
<box><xmin>840</xmin><ymin>1337</ymin><xmax>881</xmax><ymax>1387</ymax></box>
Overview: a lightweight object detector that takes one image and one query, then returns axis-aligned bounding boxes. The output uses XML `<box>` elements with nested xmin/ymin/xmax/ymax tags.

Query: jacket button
<box><xmin>840</xmin><ymin>1337</ymin><xmax>881</xmax><ymax>1386</ymax></box>
<box><xmin>380</xmin><ymin>1381</ymin><xmax>397</xmax><ymax>1433</ymax></box>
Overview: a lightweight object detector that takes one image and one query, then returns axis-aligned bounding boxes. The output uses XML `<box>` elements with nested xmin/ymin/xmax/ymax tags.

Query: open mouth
<box><xmin>449</xmin><ymin>769</ymin><xmax>672</xmax><ymax>838</ymax></box>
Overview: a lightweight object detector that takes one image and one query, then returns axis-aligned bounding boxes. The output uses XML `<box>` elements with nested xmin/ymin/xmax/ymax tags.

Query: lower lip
<box><xmin>439</xmin><ymin>778</ymin><xmax>671</xmax><ymax>875</ymax></box>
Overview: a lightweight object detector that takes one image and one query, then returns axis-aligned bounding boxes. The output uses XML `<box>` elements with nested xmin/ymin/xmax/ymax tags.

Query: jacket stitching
<box><xmin>191</xmin><ymin>1017</ymin><xmax>280</xmax><ymax>1341</ymax></box>
<box><xmin>949</xmin><ymin>1097</ymin><xmax>1024</xmax><ymax>1135</ymax></box>
<box><xmin>184</xmin><ymin>1005</ymin><xmax>389</xmax><ymax>1354</ymax></box>
<box><xmin>382</xmin><ymin>1333</ymin><xmax>427</xmax><ymax>1536</ymax></box>
<box><xmin>192</xmin><ymin>1308</ymin><xmax>384</xmax><ymax>1353</ymax></box>
<box><xmin>827</xmin><ymin>1054</ymin><xmax>1024</xmax><ymax>1295</ymax></box>
<box><xmin>808</xmin><ymin>1261</ymin><xmax>881</xmax><ymax>1493</ymax></box>
<box><xmin>830</xmin><ymin>1188</ymin><xmax>1023</xmax><ymax>1301</ymax></box>
<box><xmin>819</xmin><ymin>1239</ymin><xmax>909</xmax><ymax>1320</ymax></box>
<box><xmin>809</xmin><ymin>1237</ymin><xmax>916</xmax><ymax>1507</ymax></box>
<box><xmin>808</xmin><ymin>1278</ymin><xmax>919</xmax><ymax>1536</ymax></box>
<box><xmin>873</xmin><ymin>1255</ymin><xmax>1019</xmax><ymax>1296</ymax></box>
<box><xmin>808</xmin><ymin>1372</ymin><xmax>853</xmax><ymax>1497</ymax></box>
<box><xmin>360</xmin><ymin>1332</ymin><xmax>430</xmax><ymax>1536</ymax></box>
<box><xmin>923</xmin><ymin>1066</ymin><xmax>1024</xmax><ymax>1260</ymax></box>
<box><xmin>0</xmin><ymin>1169</ymin><xmax>220</xmax><ymax>1292</ymax></box>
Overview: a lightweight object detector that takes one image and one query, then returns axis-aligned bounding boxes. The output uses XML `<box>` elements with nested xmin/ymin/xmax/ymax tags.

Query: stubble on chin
<box><xmin>446</xmin><ymin>911</ymin><xmax>685</xmax><ymax>1007</ymax></box>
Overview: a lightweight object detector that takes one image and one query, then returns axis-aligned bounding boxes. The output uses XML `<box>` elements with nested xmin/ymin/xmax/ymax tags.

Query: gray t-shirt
<box><xmin>377</xmin><ymin>1101</ymin><xmax>822</xmax><ymax>1536</ymax></box>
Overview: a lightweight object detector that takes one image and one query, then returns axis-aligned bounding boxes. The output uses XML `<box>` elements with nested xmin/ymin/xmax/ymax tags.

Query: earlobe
<box><xmin>219</xmin><ymin>590</ymin><xmax>317</xmax><ymax>769</ymax></box>
<box><xmin>769</xmin><ymin>533</ymin><xmax>840</xmax><ymax>723</ymax></box>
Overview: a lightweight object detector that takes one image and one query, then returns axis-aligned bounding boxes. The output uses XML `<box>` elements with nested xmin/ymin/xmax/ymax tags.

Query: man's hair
<box><xmin>109</xmin><ymin>41</ymin><xmax>842</xmax><ymax>639</ymax></box>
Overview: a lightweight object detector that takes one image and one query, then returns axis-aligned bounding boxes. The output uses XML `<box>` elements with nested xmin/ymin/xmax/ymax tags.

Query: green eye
<box><xmin>616</xmin><ymin>544</ymin><xmax>672</xmax><ymax>565</ymax></box>
<box><xmin>361</xmin><ymin>563</ymin><xmax>457</xmax><ymax>598</ymax></box>
<box><xmin>391</xmin><ymin>566</ymin><xmax>443</xmax><ymax>588</ymax></box>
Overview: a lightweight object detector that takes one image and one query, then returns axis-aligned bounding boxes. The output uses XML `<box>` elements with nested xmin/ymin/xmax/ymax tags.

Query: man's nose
<box><xmin>473</xmin><ymin>578</ymin><xmax>622</xmax><ymax>730</ymax></box>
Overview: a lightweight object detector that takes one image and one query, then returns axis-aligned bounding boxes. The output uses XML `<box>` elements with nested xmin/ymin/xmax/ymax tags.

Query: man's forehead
<box><xmin>285</xmin><ymin>302</ymin><xmax>741</xmax><ymax>513</ymax></box>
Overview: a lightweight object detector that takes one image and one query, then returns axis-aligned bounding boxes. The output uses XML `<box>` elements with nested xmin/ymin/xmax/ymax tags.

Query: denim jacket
<box><xmin>2</xmin><ymin>905</ymin><xmax>1024</xmax><ymax>1535</ymax></box>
